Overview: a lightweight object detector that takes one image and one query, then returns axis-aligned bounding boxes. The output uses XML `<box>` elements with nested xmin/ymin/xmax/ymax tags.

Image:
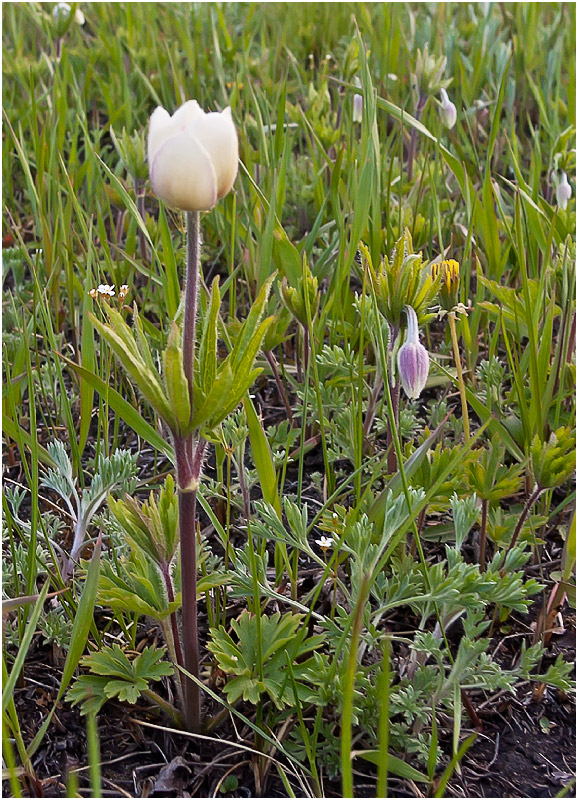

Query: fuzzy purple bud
<box><xmin>397</xmin><ymin>306</ymin><xmax>430</xmax><ymax>399</ymax></box>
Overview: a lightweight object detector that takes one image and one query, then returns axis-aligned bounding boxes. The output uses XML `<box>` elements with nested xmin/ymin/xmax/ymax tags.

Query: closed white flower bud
<box><xmin>148</xmin><ymin>101</ymin><xmax>238</xmax><ymax>212</ymax></box>
<box><xmin>439</xmin><ymin>88</ymin><xmax>457</xmax><ymax>130</ymax></box>
<box><xmin>556</xmin><ymin>171</ymin><xmax>572</xmax><ymax>210</ymax></box>
<box><xmin>397</xmin><ymin>306</ymin><xmax>430</xmax><ymax>400</ymax></box>
<box><xmin>353</xmin><ymin>77</ymin><xmax>363</xmax><ymax>124</ymax></box>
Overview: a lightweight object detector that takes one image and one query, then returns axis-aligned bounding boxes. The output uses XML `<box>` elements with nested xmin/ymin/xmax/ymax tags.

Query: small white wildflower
<box><xmin>556</xmin><ymin>172</ymin><xmax>572</xmax><ymax>210</ymax></box>
<box><xmin>97</xmin><ymin>284</ymin><xmax>116</xmax><ymax>297</ymax></box>
<box><xmin>315</xmin><ymin>535</ymin><xmax>335</xmax><ymax>551</ymax></box>
<box><xmin>118</xmin><ymin>284</ymin><xmax>130</xmax><ymax>301</ymax></box>
<box><xmin>88</xmin><ymin>288</ymin><xmax>98</xmax><ymax>299</ymax></box>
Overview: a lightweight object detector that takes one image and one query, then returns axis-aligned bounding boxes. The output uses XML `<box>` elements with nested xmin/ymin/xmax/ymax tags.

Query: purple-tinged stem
<box><xmin>407</xmin><ymin>94</ymin><xmax>427</xmax><ymax>183</ymax></box>
<box><xmin>178</xmin><ymin>487</ymin><xmax>200</xmax><ymax>732</ymax></box>
<box><xmin>500</xmin><ymin>484</ymin><xmax>543</xmax><ymax>570</ymax></box>
<box><xmin>386</xmin><ymin>380</ymin><xmax>400</xmax><ymax>474</ymax></box>
<box><xmin>162</xmin><ymin>563</ymin><xmax>184</xmax><ymax>671</ymax></box>
<box><xmin>265</xmin><ymin>350</ymin><xmax>294</xmax><ymax>424</ymax></box>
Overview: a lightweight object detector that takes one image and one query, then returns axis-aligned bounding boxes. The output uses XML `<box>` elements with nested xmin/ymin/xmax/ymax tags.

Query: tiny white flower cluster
<box><xmin>89</xmin><ymin>284</ymin><xmax>129</xmax><ymax>300</ymax></box>
<box><xmin>437</xmin><ymin>300</ymin><xmax>471</xmax><ymax>320</ymax></box>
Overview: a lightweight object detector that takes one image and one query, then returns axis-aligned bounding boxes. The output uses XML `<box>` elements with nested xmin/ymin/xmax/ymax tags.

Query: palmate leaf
<box><xmin>66</xmin><ymin>675</ymin><xmax>109</xmax><ymax>715</ymax></box>
<box><xmin>208</xmin><ymin>610</ymin><xmax>325</xmax><ymax>709</ymax></box>
<box><xmin>104</xmin><ymin>679</ymin><xmax>146</xmax><ymax>704</ymax></box>
<box><xmin>67</xmin><ymin>644</ymin><xmax>173</xmax><ymax>716</ymax></box>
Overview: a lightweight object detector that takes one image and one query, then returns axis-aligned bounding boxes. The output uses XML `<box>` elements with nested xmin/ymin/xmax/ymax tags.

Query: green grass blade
<box><xmin>2</xmin><ymin>582</ymin><xmax>50</xmax><ymax>713</ymax></box>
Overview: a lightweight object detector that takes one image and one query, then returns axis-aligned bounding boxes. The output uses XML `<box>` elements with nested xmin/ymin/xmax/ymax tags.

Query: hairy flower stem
<box><xmin>159</xmin><ymin>616</ymin><xmax>185</xmax><ymax>711</ymax></box>
<box><xmin>162</xmin><ymin>564</ymin><xmax>184</xmax><ymax>669</ymax></box>
<box><xmin>265</xmin><ymin>350</ymin><xmax>294</xmax><ymax>424</ymax></box>
<box><xmin>177</xmin><ymin>210</ymin><xmax>204</xmax><ymax>733</ymax></box>
<box><xmin>178</xmin><ymin>487</ymin><xmax>201</xmax><ymax>732</ymax></box>
<box><xmin>183</xmin><ymin>211</ymin><xmax>201</xmax><ymax>404</ymax></box>
<box><xmin>362</xmin><ymin>370</ymin><xmax>383</xmax><ymax>440</ymax></box>
<box><xmin>385</xmin><ymin>380</ymin><xmax>400</xmax><ymax>473</ymax></box>
<box><xmin>407</xmin><ymin>94</ymin><xmax>427</xmax><ymax>183</ymax></box>
<box><xmin>448</xmin><ymin>311</ymin><xmax>470</xmax><ymax>442</ymax></box>
<box><xmin>135</xmin><ymin>179</ymin><xmax>148</xmax><ymax>263</ymax></box>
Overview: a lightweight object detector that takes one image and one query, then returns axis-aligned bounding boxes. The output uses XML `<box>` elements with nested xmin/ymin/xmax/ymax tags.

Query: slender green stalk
<box><xmin>448</xmin><ymin>311</ymin><xmax>470</xmax><ymax>442</ymax></box>
<box><xmin>86</xmin><ymin>711</ymin><xmax>101</xmax><ymax>799</ymax></box>
<box><xmin>341</xmin><ymin>575</ymin><xmax>370</xmax><ymax>799</ymax></box>
<box><xmin>143</xmin><ymin>688</ymin><xmax>184</xmax><ymax>728</ymax></box>
<box><xmin>376</xmin><ymin>638</ymin><xmax>391</xmax><ymax>798</ymax></box>
<box><xmin>2</xmin><ymin>713</ymin><xmax>23</xmax><ymax>798</ymax></box>
<box><xmin>500</xmin><ymin>484</ymin><xmax>543</xmax><ymax>567</ymax></box>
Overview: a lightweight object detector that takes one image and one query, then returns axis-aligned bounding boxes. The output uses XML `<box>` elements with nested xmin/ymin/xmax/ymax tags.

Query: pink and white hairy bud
<box><xmin>396</xmin><ymin>305</ymin><xmax>430</xmax><ymax>400</ymax></box>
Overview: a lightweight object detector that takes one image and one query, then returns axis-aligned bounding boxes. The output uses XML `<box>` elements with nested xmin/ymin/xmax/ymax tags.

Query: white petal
<box><xmin>147</xmin><ymin>107</ymin><xmax>171</xmax><ymax>162</ymax></box>
<box><xmin>150</xmin><ymin>130</ymin><xmax>218</xmax><ymax>211</ymax></box>
<box><xmin>171</xmin><ymin>99</ymin><xmax>203</xmax><ymax>128</ymax></box>
<box><xmin>188</xmin><ymin>107</ymin><xmax>238</xmax><ymax>198</ymax></box>
<box><xmin>148</xmin><ymin>101</ymin><xmax>203</xmax><ymax>163</ymax></box>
